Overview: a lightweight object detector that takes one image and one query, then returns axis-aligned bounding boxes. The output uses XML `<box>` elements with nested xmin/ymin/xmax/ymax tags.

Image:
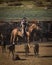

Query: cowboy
<box><xmin>21</xmin><ymin>17</ymin><xmax>28</xmax><ymax>36</ymax></box>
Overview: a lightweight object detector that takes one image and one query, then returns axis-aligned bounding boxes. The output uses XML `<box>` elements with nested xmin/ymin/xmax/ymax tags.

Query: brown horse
<box><xmin>9</xmin><ymin>23</ymin><xmax>41</xmax><ymax>57</ymax></box>
<box><xmin>10</xmin><ymin>23</ymin><xmax>37</xmax><ymax>44</ymax></box>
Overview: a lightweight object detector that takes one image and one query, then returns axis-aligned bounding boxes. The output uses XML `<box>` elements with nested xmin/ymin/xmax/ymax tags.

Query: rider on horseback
<box><xmin>20</xmin><ymin>17</ymin><xmax>28</xmax><ymax>37</ymax></box>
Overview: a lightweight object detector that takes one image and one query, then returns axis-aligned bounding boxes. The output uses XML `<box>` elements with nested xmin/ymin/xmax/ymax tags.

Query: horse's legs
<box><xmin>25</xmin><ymin>44</ymin><xmax>29</xmax><ymax>56</ymax></box>
<box><xmin>12</xmin><ymin>50</ymin><xmax>15</xmax><ymax>60</ymax></box>
<box><xmin>2</xmin><ymin>44</ymin><xmax>6</xmax><ymax>53</ymax></box>
<box><xmin>12</xmin><ymin>44</ymin><xmax>15</xmax><ymax>60</ymax></box>
<box><xmin>27</xmin><ymin>36</ymin><xmax>29</xmax><ymax>43</ymax></box>
<box><xmin>23</xmin><ymin>35</ymin><xmax>26</xmax><ymax>42</ymax></box>
<box><xmin>2</xmin><ymin>46</ymin><xmax>4</xmax><ymax>53</ymax></box>
<box><xmin>8</xmin><ymin>49</ymin><xmax>11</xmax><ymax>58</ymax></box>
<box><xmin>8</xmin><ymin>50</ymin><xmax>14</xmax><ymax>59</ymax></box>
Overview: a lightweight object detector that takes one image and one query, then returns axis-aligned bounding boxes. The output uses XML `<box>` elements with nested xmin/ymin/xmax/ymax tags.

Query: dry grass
<box><xmin>0</xmin><ymin>42</ymin><xmax>52</xmax><ymax>65</ymax></box>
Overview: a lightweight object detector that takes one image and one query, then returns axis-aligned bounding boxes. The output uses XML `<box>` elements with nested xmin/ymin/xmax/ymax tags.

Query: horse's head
<box><xmin>28</xmin><ymin>23</ymin><xmax>37</xmax><ymax>32</ymax></box>
<box><xmin>31</xmin><ymin>24</ymin><xmax>37</xmax><ymax>29</ymax></box>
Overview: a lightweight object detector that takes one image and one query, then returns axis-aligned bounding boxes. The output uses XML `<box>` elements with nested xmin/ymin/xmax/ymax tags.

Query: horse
<box><xmin>10</xmin><ymin>23</ymin><xmax>38</xmax><ymax>44</ymax></box>
<box><xmin>9</xmin><ymin>23</ymin><xmax>41</xmax><ymax>57</ymax></box>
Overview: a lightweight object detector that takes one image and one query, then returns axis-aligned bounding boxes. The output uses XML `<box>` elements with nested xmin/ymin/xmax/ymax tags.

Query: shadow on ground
<box><xmin>13</xmin><ymin>55</ymin><xmax>26</xmax><ymax>61</ymax></box>
<box><xmin>40</xmin><ymin>45</ymin><xmax>52</xmax><ymax>47</ymax></box>
<box><xmin>39</xmin><ymin>55</ymin><xmax>52</xmax><ymax>58</ymax></box>
<box><xmin>16</xmin><ymin>51</ymin><xmax>25</xmax><ymax>53</ymax></box>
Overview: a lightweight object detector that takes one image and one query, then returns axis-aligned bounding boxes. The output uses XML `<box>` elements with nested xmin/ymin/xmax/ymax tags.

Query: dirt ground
<box><xmin>0</xmin><ymin>42</ymin><xmax>52</xmax><ymax>65</ymax></box>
